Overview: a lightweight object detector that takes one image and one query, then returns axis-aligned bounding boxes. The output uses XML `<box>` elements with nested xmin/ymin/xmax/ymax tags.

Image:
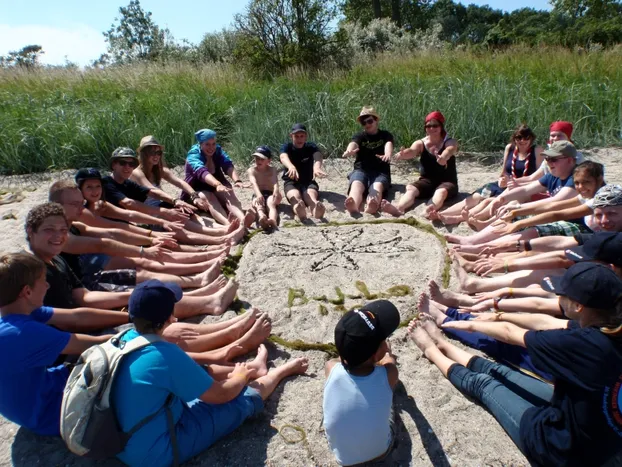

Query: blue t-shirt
<box><xmin>112</xmin><ymin>329</ymin><xmax>214</xmax><ymax>466</ymax></box>
<box><xmin>538</xmin><ymin>173</ymin><xmax>575</xmax><ymax>197</ymax></box>
<box><xmin>0</xmin><ymin>306</ymin><xmax>70</xmax><ymax>436</ymax></box>
<box><xmin>521</xmin><ymin>323</ymin><xmax>622</xmax><ymax>466</ymax></box>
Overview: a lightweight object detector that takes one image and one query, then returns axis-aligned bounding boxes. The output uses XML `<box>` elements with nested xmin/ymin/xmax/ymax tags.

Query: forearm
<box><xmin>463</xmin><ymin>321</ymin><xmax>527</xmax><ymax>347</ymax></box>
<box><xmin>54</xmin><ymin>307</ymin><xmax>129</xmax><ymax>331</ymax></box>
<box><xmin>150</xmin><ymin>188</ymin><xmax>175</xmax><ymax>205</ymax></box>
<box><xmin>228</xmin><ymin>168</ymin><xmax>241</xmax><ymax>183</ymax></box>
<box><xmin>108</xmin><ymin>228</ymin><xmax>152</xmax><ymax>246</ymax></box>
<box><xmin>498</xmin><ymin>311</ymin><xmax>568</xmax><ymax>330</ymax></box>
<box><xmin>496</xmin><ymin>297</ymin><xmax>560</xmax><ymax>315</ymax></box>
<box><xmin>100</xmin><ymin>238</ymin><xmax>148</xmax><ymax>258</ymax></box>
<box><xmin>507</xmin><ymin>251</ymin><xmax>571</xmax><ymax>272</ymax></box>
<box><xmin>121</xmin><ymin>200</ymin><xmax>162</xmax><ymax>217</ymax></box>
<box><xmin>76</xmin><ymin>291</ymin><xmax>130</xmax><ymax>309</ymax></box>
<box><xmin>202</xmin><ymin>173</ymin><xmax>222</xmax><ymax>188</ymax></box>
<box><xmin>529</xmin><ymin>236</ymin><xmax>578</xmax><ymax>252</ymax></box>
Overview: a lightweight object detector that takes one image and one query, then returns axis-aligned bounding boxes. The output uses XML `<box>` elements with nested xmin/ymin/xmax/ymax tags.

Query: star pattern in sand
<box><xmin>271</xmin><ymin>227</ymin><xmax>417</xmax><ymax>271</ymax></box>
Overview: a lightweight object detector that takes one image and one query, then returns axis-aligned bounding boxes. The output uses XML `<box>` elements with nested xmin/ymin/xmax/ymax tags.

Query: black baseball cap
<box><xmin>74</xmin><ymin>168</ymin><xmax>102</xmax><ymax>187</ymax></box>
<box><xmin>565</xmin><ymin>232</ymin><xmax>622</xmax><ymax>267</ymax></box>
<box><xmin>290</xmin><ymin>123</ymin><xmax>307</xmax><ymax>134</ymax></box>
<box><xmin>541</xmin><ymin>262</ymin><xmax>622</xmax><ymax>310</ymax></box>
<box><xmin>252</xmin><ymin>145</ymin><xmax>273</xmax><ymax>160</ymax></box>
<box><xmin>334</xmin><ymin>300</ymin><xmax>400</xmax><ymax>367</ymax></box>
<box><xmin>129</xmin><ymin>280</ymin><xmax>183</xmax><ymax>326</ymax></box>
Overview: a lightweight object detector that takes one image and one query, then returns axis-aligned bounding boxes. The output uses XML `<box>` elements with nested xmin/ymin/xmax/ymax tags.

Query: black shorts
<box><xmin>410</xmin><ymin>177</ymin><xmax>458</xmax><ymax>199</ymax></box>
<box><xmin>82</xmin><ymin>269</ymin><xmax>137</xmax><ymax>292</ymax></box>
<box><xmin>283</xmin><ymin>180</ymin><xmax>319</xmax><ymax>196</ymax></box>
<box><xmin>252</xmin><ymin>190</ymin><xmax>273</xmax><ymax>204</ymax></box>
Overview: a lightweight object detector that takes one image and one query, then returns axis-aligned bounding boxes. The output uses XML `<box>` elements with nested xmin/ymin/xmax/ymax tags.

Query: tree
<box><xmin>233</xmin><ymin>0</ymin><xmax>341</xmax><ymax>73</ymax></box>
<box><xmin>103</xmin><ymin>0</ymin><xmax>169</xmax><ymax>63</ymax></box>
<box><xmin>0</xmin><ymin>45</ymin><xmax>44</xmax><ymax>69</ymax></box>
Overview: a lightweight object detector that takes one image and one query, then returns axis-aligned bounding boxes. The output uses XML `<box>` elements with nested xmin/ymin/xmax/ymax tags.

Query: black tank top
<box><xmin>420</xmin><ymin>137</ymin><xmax>458</xmax><ymax>185</ymax></box>
<box><xmin>504</xmin><ymin>145</ymin><xmax>537</xmax><ymax>179</ymax></box>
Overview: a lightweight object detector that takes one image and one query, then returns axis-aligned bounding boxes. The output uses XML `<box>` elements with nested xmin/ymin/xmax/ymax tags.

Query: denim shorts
<box><xmin>348</xmin><ymin>169</ymin><xmax>390</xmax><ymax>196</ymax></box>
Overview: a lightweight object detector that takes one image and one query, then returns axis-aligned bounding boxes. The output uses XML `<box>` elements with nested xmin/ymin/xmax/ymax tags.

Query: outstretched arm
<box><xmin>48</xmin><ymin>307</ymin><xmax>129</xmax><ymax>332</ymax></box>
<box><xmin>442</xmin><ymin>320</ymin><xmax>528</xmax><ymax>347</ymax></box>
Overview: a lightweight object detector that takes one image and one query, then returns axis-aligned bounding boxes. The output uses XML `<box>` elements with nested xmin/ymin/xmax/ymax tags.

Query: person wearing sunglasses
<box><xmin>342</xmin><ymin>106</ymin><xmax>394</xmax><ymax>215</ymax></box>
<box><xmin>382</xmin><ymin>111</ymin><xmax>458</xmax><ymax>219</ymax></box>
<box><xmin>446</xmin><ymin>140</ymin><xmax>580</xmax><ymax>247</ymax></box>
<box><xmin>432</xmin><ymin>124</ymin><xmax>543</xmax><ymax>227</ymax></box>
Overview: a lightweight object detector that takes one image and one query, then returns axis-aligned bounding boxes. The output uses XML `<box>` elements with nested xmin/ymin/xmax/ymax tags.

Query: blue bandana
<box><xmin>195</xmin><ymin>129</ymin><xmax>217</xmax><ymax>143</ymax></box>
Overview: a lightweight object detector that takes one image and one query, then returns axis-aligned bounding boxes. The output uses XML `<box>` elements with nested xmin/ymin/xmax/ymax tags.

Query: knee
<box><xmin>436</xmin><ymin>188</ymin><xmax>449</xmax><ymax>198</ymax></box>
<box><xmin>406</xmin><ymin>185</ymin><xmax>419</xmax><ymax>196</ymax></box>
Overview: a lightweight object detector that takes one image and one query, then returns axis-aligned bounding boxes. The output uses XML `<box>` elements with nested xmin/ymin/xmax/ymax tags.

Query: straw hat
<box><xmin>356</xmin><ymin>106</ymin><xmax>380</xmax><ymax>123</ymax></box>
<box><xmin>138</xmin><ymin>135</ymin><xmax>163</xmax><ymax>153</ymax></box>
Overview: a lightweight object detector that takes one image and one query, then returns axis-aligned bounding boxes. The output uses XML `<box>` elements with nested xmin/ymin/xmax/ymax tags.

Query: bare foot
<box><xmin>428</xmin><ymin>279</ymin><xmax>466</xmax><ymax>308</ymax></box>
<box><xmin>293</xmin><ymin>201</ymin><xmax>307</xmax><ymax>221</ymax></box>
<box><xmin>344</xmin><ymin>196</ymin><xmax>358</xmax><ymax>214</ymax></box>
<box><xmin>197</xmin><ymin>255</ymin><xmax>225</xmax><ymax>286</ymax></box>
<box><xmin>467</xmin><ymin>216</ymin><xmax>489</xmax><ymax>231</ymax></box>
<box><xmin>424</xmin><ymin>204</ymin><xmax>438</xmax><ymax>219</ymax></box>
<box><xmin>452</xmin><ymin>243</ymin><xmax>486</xmax><ymax>255</ymax></box>
<box><xmin>232</xmin><ymin>307</ymin><xmax>260</xmax><ymax>338</ymax></box>
<box><xmin>313</xmin><ymin>201</ymin><xmax>325</xmax><ymax>219</ymax></box>
<box><xmin>451</xmin><ymin>250</ymin><xmax>476</xmax><ymax>273</ymax></box>
<box><xmin>237</xmin><ymin>312</ymin><xmax>272</xmax><ymax>351</ymax></box>
<box><xmin>452</xmin><ymin>257</ymin><xmax>478</xmax><ymax>294</ymax></box>
<box><xmin>207</xmin><ymin>279</ymin><xmax>240</xmax><ymax>315</ymax></box>
<box><xmin>268</xmin><ymin>218</ymin><xmax>278</xmax><ymax>229</ymax></box>
<box><xmin>444</xmin><ymin>233</ymin><xmax>467</xmax><ymax>245</ymax></box>
<box><xmin>277</xmin><ymin>356</ymin><xmax>309</xmax><ymax>377</ymax></box>
<box><xmin>247</xmin><ymin>344</ymin><xmax>269</xmax><ymax>378</ymax></box>
<box><xmin>407</xmin><ymin>319</ymin><xmax>437</xmax><ymax>354</ymax></box>
<box><xmin>418</xmin><ymin>293</ymin><xmax>447</xmax><ymax>327</ymax></box>
<box><xmin>258</xmin><ymin>214</ymin><xmax>270</xmax><ymax>230</ymax></box>
<box><xmin>227</xmin><ymin>218</ymin><xmax>241</xmax><ymax>234</ymax></box>
<box><xmin>185</xmin><ymin>274</ymin><xmax>228</xmax><ymax>296</ymax></box>
<box><xmin>419</xmin><ymin>313</ymin><xmax>446</xmax><ymax>341</ymax></box>
<box><xmin>227</xmin><ymin>222</ymin><xmax>247</xmax><ymax>245</ymax></box>
<box><xmin>243</xmin><ymin>209</ymin><xmax>256</xmax><ymax>229</ymax></box>
<box><xmin>380</xmin><ymin>199</ymin><xmax>402</xmax><ymax>217</ymax></box>
<box><xmin>364</xmin><ymin>196</ymin><xmax>379</xmax><ymax>214</ymax></box>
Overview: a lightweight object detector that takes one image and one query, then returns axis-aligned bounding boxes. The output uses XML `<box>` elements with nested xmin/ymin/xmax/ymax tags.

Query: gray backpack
<box><xmin>60</xmin><ymin>329</ymin><xmax>179</xmax><ymax>465</ymax></box>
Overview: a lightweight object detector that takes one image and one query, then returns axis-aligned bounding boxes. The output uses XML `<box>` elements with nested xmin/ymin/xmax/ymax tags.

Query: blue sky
<box><xmin>0</xmin><ymin>0</ymin><xmax>551</xmax><ymax>66</ymax></box>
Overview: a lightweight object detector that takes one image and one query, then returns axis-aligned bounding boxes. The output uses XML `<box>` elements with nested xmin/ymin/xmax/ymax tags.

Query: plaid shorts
<box><xmin>535</xmin><ymin>221</ymin><xmax>591</xmax><ymax>238</ymax></box>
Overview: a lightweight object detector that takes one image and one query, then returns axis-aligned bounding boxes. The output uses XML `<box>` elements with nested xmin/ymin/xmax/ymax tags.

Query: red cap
<box><xmin>425</xmin><ymin>111</ymin><xmax>445</xmax><ymax>125</ymax></box>
<box><xmin>549</xmin><ymin>121</ymin><xmax>573</xmax><ymax>139</ymax></box>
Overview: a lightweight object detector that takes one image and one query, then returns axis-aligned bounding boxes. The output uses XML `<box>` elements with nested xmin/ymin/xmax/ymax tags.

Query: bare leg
<box><xmin>364</xmin><ymin>182</ymin><xmax>384</xmax><ymax>214</ymax></box>
<box><xmin>345</xmin><ymin>180</ymin><xmax>365</xmax><ymax>214</ymax></box>
<box><xmin>380</xmin><ymin>199</ymin><xmax>404</xmax><ymax>217</ymax></box>
<box><xmin>183</xmin><ymin>275</ymin><xmax>228</xmax><ymax>296</ymax></box>
<box><xmin>174</xmin><ymin>279</ymin><xmax>239</xmax><ymax>318</ymax></box>
<box><xmin>267</xmin><ymin>196</ymin><xmax>279</xmax><ymax>227</ymax></box>
<box><xmin>248</xmin><ymin>357</ymin><xmax>309</xmax><ymax>400</ymax></box>
<box><xmin>218</xmin><ymin>190</ymin><xmax>246</xmax><ymax>224</ymax></box>
<box><xmin>425</xmin><ymin>188</ymin><xmax>449</xmax><ymax>219</ymax></box>
<box><xmin>419</xmin><ymin>316</ymin><xmax>477</xmax><ymax>366</ymax></box>
<box><xmin>304</xmin><ymin>188</ymin><xmax>325</xmax><ymax>219</ymax></box>
<box><xmin>395</xmin><ymin>184</ymin><xmax>420</xmax><ymax>214</ymax></box>
<box><xmin>428</xmin><ymin>280</ymin><xmax>478</xmax><ymax>308</ymax></box>
<box><xmin>436</xmin><ymin>193</ymin><xmax>481</xmax><ymax>218</ymax></box>
<box><xmin>445</xmin><ymin>223</ymin><xmax>502</xmax><ymax>246</ymax></box>
<box><xmin>207</xmin><ymin>344</ymin><xmax>269</xmax><ymax>380</ymax></box>
<box><xmin>407</xmin><ymin>320</ymin><xmax>457</xmax><ymax>377</ymax></box>
<box><xmin>203</xmin><ymin>192</ymin><xmax>230</xmax><ymax>225</ymax></box>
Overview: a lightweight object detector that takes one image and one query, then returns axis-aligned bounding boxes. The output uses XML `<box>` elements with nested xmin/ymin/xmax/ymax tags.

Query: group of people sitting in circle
<box><xmin>0</xmin><ymin>104</ymin><xmax>621</xmax><ymax>467</ymax></box>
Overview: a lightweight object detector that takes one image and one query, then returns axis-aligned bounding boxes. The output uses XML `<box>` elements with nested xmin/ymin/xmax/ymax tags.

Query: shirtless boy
<box><xmin>247</xmin><ymin>146</ymin><xmax>282</xmax><ymax>229</ymax></box>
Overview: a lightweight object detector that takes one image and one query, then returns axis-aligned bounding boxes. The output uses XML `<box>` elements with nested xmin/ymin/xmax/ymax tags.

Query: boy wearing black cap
<box><xmin>247</xmin><ymin>146</ymin><xmax>281</xmax><ymax>229</ymax></box>
<box><xmin>411</xmin><ymin>262</ymin><xmax>622</xmax><ymax>467</ymax></box>
<box><xmin>279</xmin><ymin>123</ymin><xmax>326</xmax><ymax>220</ymax></box>
<box><xmin>112</xmin><ymin>280</ymin><xmax>308</xmax><ymax>466</ymax></box>
<box><xmin>323</xmin><ymin>300</ymin><xmax>400</xmax><ymax>466</ymax></box>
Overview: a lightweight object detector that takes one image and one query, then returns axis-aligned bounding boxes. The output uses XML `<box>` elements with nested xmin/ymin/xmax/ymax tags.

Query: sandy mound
<box><xmin>2</xmin><ymin>147</ymin><xmax>621</xmax><ymax>466</ymax></box>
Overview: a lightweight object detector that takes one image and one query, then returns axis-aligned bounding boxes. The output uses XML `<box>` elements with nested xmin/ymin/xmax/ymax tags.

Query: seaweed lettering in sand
<box><xmin>272</xmin><ymin>226</ymin><xmax>418</xmax><ymax>272</ymax></box>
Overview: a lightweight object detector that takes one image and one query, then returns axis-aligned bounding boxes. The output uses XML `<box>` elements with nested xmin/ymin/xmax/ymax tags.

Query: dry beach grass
<box><xmin>1</xmin><ymin>148</ymin><xmax>622</xmax><ymax>466</ymax></box>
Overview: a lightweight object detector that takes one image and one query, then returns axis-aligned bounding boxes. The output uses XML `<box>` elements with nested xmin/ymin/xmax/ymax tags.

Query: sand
<box><xmin>1</xmin><ymin>147</ymin><xmax>621</xmax><ymax>467</ymax></box>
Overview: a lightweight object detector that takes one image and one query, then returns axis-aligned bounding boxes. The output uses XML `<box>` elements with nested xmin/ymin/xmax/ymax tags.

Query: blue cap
<box><xmin>541</xmin><ymin>262</ymin><xmax>622</xmax><ymax>310</ymax></box>
<box><xmin>74</xmin><ymin>168</ymin><xmax>102</xmax><ymax>186</ymax></box>
<box><xmin>128</xmin><ymin>280</ymin><xmax>183</xmax><ymax>325</ymax></box>
<box><xmin>290</xmin><ymin>123</ymin><xmax>307</xmax><ymax>134</ymax></box>
<box><xmin>252</xmin><ymin>145</ymin><xmax>272</xmax><ymax>159</ymax></box>
<box><xmin>195</xmin><ymin>129</ymin><xmax>217</xmax><ymax>143</ymax></box>
<box><xmin>565</xmin><ymin>232</ymin><xmax>622</xmax><ymax>267</ymax></box>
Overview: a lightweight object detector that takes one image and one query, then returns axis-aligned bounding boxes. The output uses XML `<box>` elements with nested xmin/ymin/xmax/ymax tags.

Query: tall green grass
<box><xmin>1</xmin><ymin>47</ymin><xmax>621</xmax><ymax>174</ymax></box>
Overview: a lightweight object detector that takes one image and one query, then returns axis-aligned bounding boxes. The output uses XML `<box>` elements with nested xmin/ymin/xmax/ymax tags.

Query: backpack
<box><xmin>60</xmin><ymin>329</ymin><xmax>179</xmax><ymax>465</ymax></box>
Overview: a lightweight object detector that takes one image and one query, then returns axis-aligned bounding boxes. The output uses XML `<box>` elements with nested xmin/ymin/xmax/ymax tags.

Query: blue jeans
<box><xmin>443</xmin><ymin>308</ymin><xmax>553</xmax><ymax>381</ymax></box>
<box><xmin>448</xmin><ymin>357</ymin><xmax>553</xmax><ymax>454</ymax></box>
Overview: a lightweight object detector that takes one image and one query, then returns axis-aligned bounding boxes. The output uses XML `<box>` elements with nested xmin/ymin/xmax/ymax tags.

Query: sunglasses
<box><xmin>116</xmin><ymin>159</ymin><xmax>138</xmax><ymax>168</ymax></box>
<box><xmin>514</xmin><ymin>136</ymin><xmax>529</xmax><ymax>141</ymax></box>
<box><xmin>425</xmin><ymin>124</ymin><xmax>441</xmax><ymax>129</ymax></box>
<box><xmin>148</xmin><ymin>150</ymin><xmax>163</xmax><ymax>156</ymax></box>
<box><xmin>361</xmin><ymin>118</ymin><xmax>375</xmax><ymax>126</ymax></box>
<box><xmin>544</xmin><ymin>155</ymin><xmax>568</xmax><ymax>163</ymax></box>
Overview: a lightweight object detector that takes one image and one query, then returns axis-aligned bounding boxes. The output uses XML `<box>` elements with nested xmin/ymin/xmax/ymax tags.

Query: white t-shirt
<box><xmin>323</xmin><ymin>363</ymin><xmax>393</xmax><ymax>465</ymax></box>
<box><xmin>578</xmin><ymin>195</ymin><xmax>598</xmax><ymax>232</ymax></box>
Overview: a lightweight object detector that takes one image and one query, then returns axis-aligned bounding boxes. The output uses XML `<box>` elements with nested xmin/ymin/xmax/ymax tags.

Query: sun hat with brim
<box><xmin>111</xmin><ymin>147</ymin><xmax>138</xmax><ymax>161</ymax></box>
<box><xmin>542</xmin><ymin>140</ymin><xmax>577</xmax><ymax>159</ymax></box>
<box><xmin>138</xmin><ymin>135</ymin><xmax>163</xmax><ymax>153</ymax></box>
<box><xmin>335</xmin><ymin>300</ymin><xmax>400</xmax><ymax>367</ymax></box>
<box><xmin>565</xmin><ymin>232</ymin><xmax>622</xmax><ymax>267</ymax></box>
<box><xmin>129</xmin><ymin>279</ymin><xmax>183</xmax><ymax>326</ymax></box>
<box><xmin>356</xmin><ymin>106</ymin><xmax>380</xmax><ymax>123</ymax></box>
<box><xmin>252</xmin><ymin>146</ymin><xmax>273</xmax><ymax>160</ymax></box>
<box><xmin>541</xmin><ymin>262</ymin><xmax>622</xmax><ymax>310</ymax></box>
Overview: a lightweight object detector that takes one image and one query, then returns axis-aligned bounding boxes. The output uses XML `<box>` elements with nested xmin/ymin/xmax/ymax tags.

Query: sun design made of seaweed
<box><xmin>270</xmin><ymin>226</ymin><xmax>418</xmax><ymax>271</ymax></box>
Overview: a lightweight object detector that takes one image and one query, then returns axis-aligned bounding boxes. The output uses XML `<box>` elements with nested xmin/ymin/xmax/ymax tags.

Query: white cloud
<box><xmin>0</xmin><ymin>24</ymin><xmax>106</xmax><ymax>66</ymax></box>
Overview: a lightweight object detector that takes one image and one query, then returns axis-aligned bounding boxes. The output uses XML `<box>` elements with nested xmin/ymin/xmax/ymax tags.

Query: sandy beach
<box><xmin>1</xmin><ymin>147</ymin><xmax>621</xmax><ymax>467</ymax></box>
